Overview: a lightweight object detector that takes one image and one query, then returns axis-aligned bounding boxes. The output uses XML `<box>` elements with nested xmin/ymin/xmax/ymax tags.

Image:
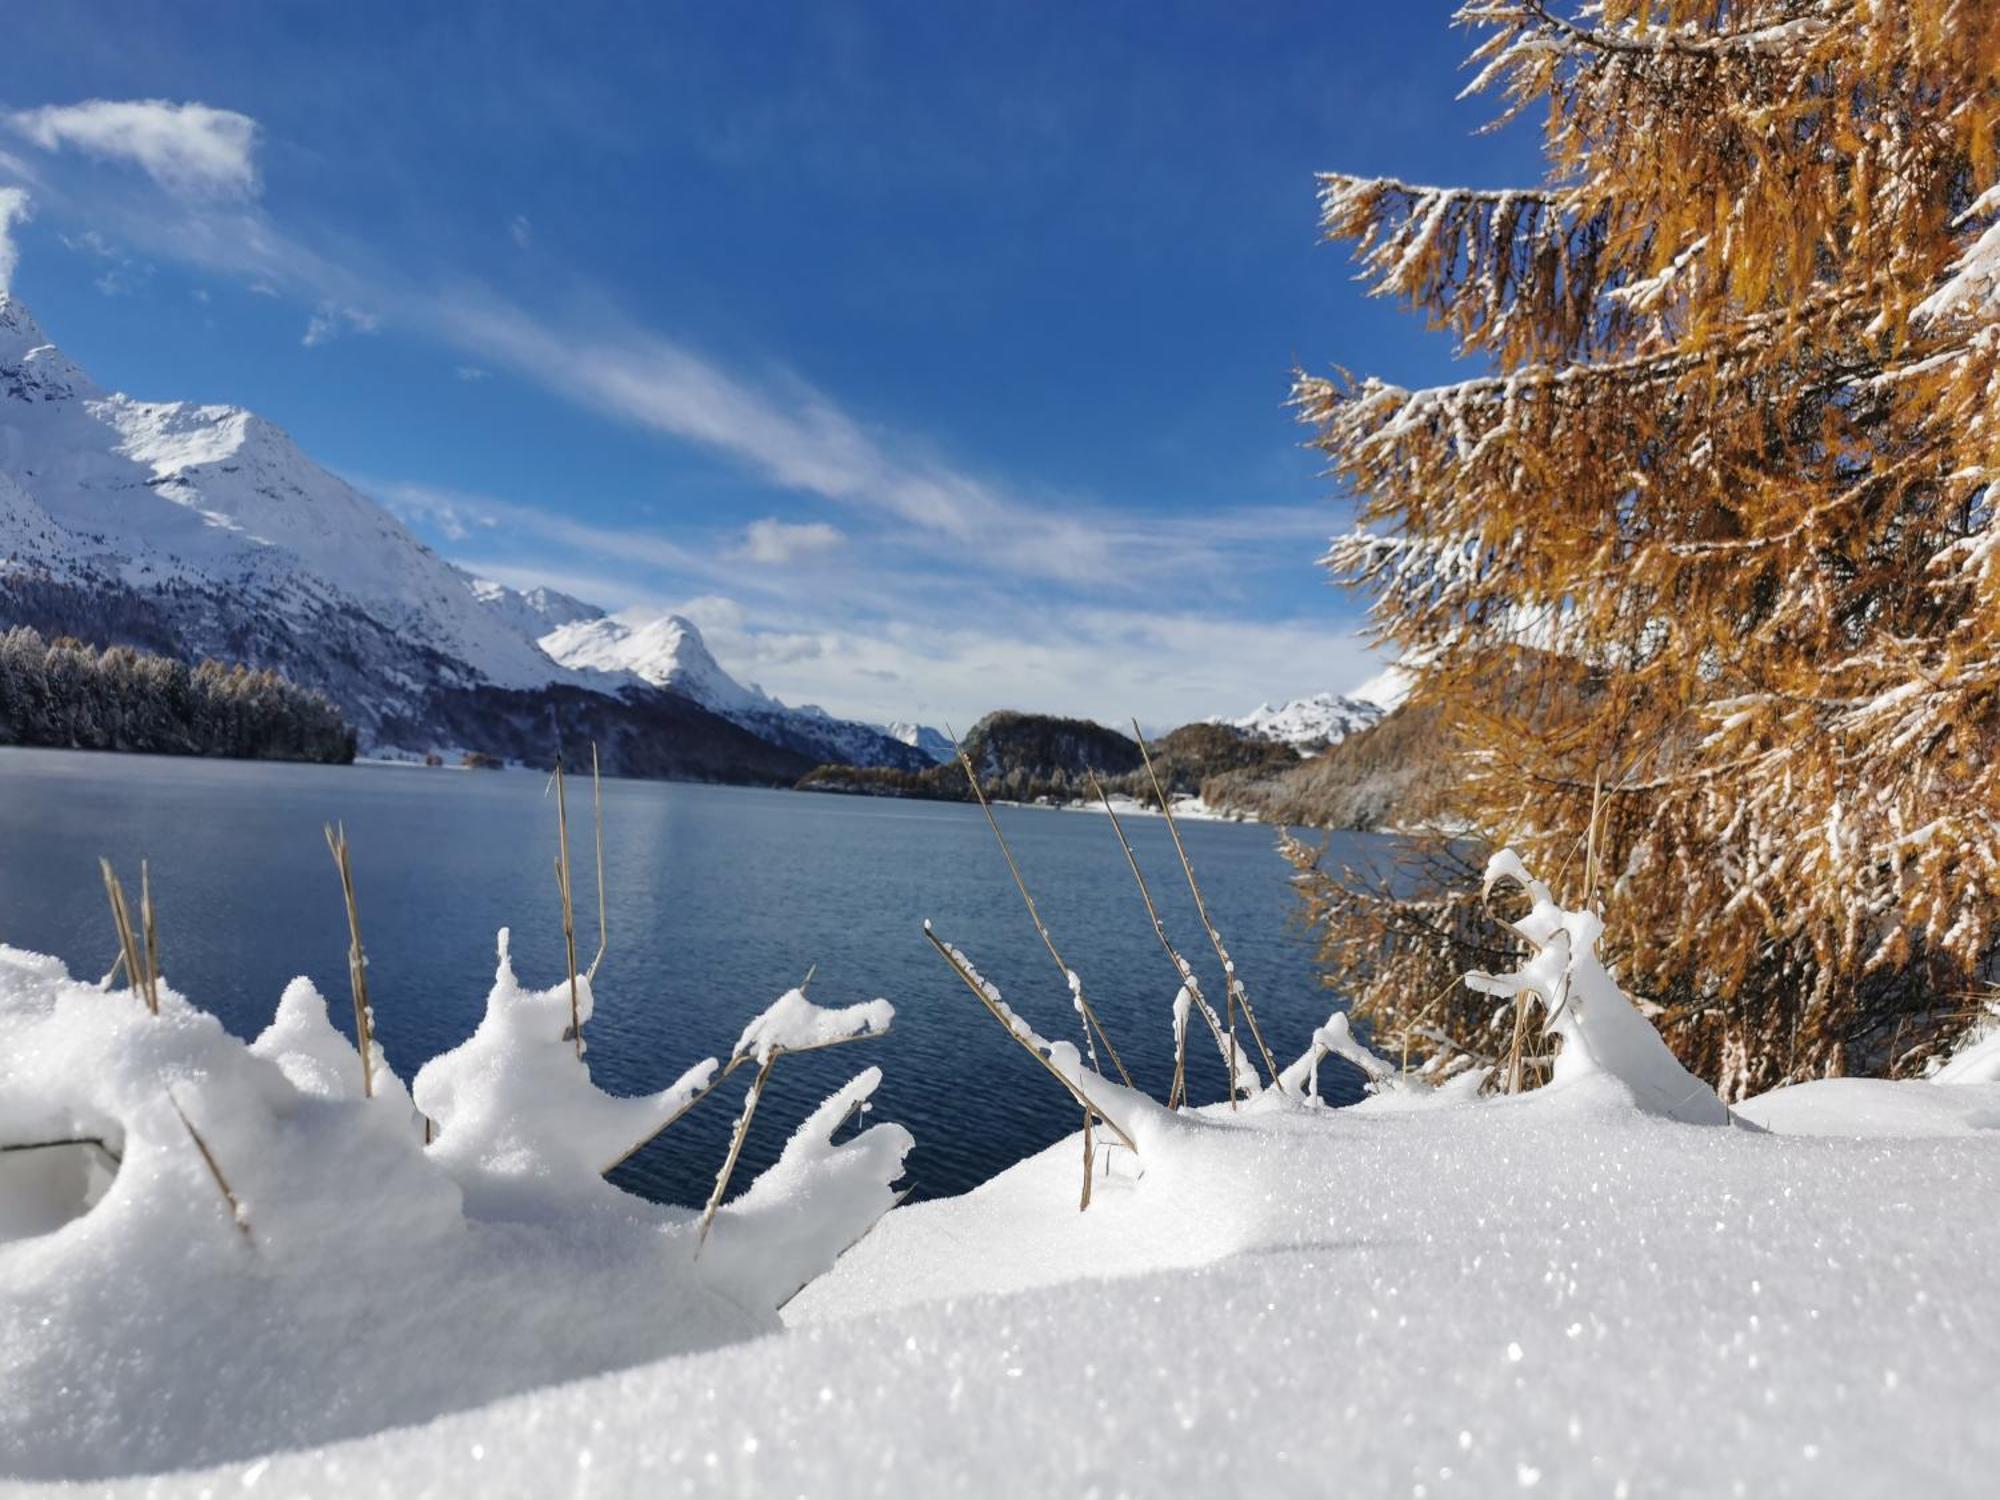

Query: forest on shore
<box><xmin>0</xmin><ymin>626</ymin><xmax>355</xmax><ymax>764</ymax></box>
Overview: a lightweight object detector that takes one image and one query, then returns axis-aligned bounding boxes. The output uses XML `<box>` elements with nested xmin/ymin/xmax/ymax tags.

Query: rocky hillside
<box><xmin>1200</xmin><ymin>700</ymin><xmax>1450</xmax><ymax>829</ymax></box>
<box><xmin>799</xmin><ymin>712</ymin><xmax>1300</xmax><ymax>807</ymax></box>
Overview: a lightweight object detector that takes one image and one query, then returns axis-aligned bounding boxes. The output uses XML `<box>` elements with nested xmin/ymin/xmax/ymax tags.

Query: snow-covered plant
<box><xmin>0</xmin><ymin>931</ymin><xmax>912</xmax><ymax>1478</ymax></box>
<box><xmin>1462</xmin><ymin>851</ymin><xmax>1727</xmax><ymax>1124</ymax></box>
<box><xmin>1296</xmin><ymin>0</ymin><xmax>2000</xmax><ymax>1093</ymax></box>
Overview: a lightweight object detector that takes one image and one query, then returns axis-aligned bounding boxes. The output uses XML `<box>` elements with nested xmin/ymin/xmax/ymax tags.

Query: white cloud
<box><xmin>454</xmin><ymin>365</ymin><xmax>489</xmax><ymax>381</ymax></box>
<box><xmin>303</xmin><ymin>302</ymin><xmax>380</xmax><ymax>347</ymax></box>
<box><xmin>432</xmin><ymin>294</ymin><xmax>1340</xmax><ymax>589</ymax></box>
<box><xmin>0</xmin><ymin>187</ymin><xmax>29</xmax><ymax>292</ymax></box>
<box><xmin>736</xmin><ymin>517</ymin><xmax>845</xmax><ymax>564</ymax></box>
<box><xmin>509</xmin><ymin>214</ymin><xmax>533</xmax><ymax>249</ymax></box>
<box><xmin>9</xmin><ymin>100</ymin><xmax>259</xmax><ymax>201</ymax></box>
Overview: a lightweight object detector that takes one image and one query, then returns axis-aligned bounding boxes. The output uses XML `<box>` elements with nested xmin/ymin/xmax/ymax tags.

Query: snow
<box><xmin>729</xmin><ymin>986</ymin><xmax>894</xmax><ymax>1064</ymax></box>
<box><xmin>7</xmin><ymin>849</ymin><xmax>2000</xmax><ymax>1494</ymax></box>
<box><xmin>1932</xmin><ymin>1014</ymin><xmax>2000</xmax><ymax>1086</ymax></box>
<box><xmin>60</xmin><ymin>1044</ymin><xmax>2000</xmax><ymax>1497</ymax></box>
<box><xmin>0</xmin><ymin>934</ymin><xmax>909</xmax><ymax>1481</ymax></box>
<box><xmin>1915</xmin><ymin>184</ymin><xmax>2000</xmax><ymax>323</ymax></box>
<box><xmin>1211</xmin><ymin>690</ymin><xmax>1384</xmax><ymax>753</ymax></box>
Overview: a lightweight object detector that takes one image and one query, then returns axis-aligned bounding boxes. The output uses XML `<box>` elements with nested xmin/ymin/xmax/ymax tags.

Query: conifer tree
<box><xmin>1293</xmin><ymin>1</ymin><xmax>2000</xmax><ymax>1093</ymax></box>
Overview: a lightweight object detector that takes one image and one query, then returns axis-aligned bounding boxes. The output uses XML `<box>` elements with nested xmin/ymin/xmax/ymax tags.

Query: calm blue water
<box><xmin>0</xmin><ymin>748</ymin><xmax>1377</xmax><ymax>1203</ymax></box>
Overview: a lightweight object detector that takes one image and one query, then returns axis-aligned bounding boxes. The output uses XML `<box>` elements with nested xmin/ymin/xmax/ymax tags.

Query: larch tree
<box><xmin>1291</xmin><ymin>0</ymin><xmax>2000</xmax><ymax>1096</ymax></box>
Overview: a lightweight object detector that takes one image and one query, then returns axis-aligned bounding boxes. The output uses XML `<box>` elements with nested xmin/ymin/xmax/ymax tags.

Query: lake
<box><xmin>0</xmin><ymin>747</ymin><xmax>1380</xmax><ymax>1204</ymax></box>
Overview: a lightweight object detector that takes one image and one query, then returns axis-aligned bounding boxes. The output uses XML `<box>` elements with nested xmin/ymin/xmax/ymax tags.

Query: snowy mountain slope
<box><xmin>885</xmin><ymin>720</ymin><xmax>953</xmax><ymax>763</ymax></box>
<box><xmin>0</xmin><ymin>293</ymin><xmax>583</xmax><ymax>734</ymax></box>
<box><xmin>1212</xmin><ymin>691</ymin><xmax>1384</xmax><ymax>753</ymax></box>
<box><xmin>466</xmin><ymin>577</ymin><xmax>602</xmax><ymax>641</ymax></box>
<box><xmin>540</xmin><ymin>612</ymin><xmax>934</xmax><ymax>771</ymax></box>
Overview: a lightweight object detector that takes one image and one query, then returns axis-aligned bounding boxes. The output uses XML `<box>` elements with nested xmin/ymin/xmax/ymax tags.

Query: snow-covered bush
<box><xmin>0</xmin><ymin>935</ymin><xmax>910</xmax><ymax>1479</ymax></box>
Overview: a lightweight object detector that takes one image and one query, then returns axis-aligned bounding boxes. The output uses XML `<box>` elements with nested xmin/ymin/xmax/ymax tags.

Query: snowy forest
<box><xmin>0</xmin><ymin>627</ymin><xmax>355</xmax><ymax>763</ymax></box>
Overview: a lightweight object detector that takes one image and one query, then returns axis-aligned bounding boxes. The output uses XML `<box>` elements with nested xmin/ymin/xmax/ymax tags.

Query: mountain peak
<box><xmin>1213</xmin><ymin>692</ymin><xmax>1384</xmax><ymax>754</ymax></box>
<box><xmin>0</xmin><ymin>293</ymin><xmax>97</xmax><ymax>402</ymax></box>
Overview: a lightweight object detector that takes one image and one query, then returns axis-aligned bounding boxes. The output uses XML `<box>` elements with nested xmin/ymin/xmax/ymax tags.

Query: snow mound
<box><xmin>0</xmin><ymin>939</ymin><xmax>910</xmax><ymax>1480</ymax></box>
<box><xmin>1734</xmin><ymin>1077</ymin><xmax>2000</xmax><ymax>1137</ymax></box>
<box><xmin>1465</xmin><ymin>850</ymin><xmax>1729</xmax><ymax>1125</ymax></box>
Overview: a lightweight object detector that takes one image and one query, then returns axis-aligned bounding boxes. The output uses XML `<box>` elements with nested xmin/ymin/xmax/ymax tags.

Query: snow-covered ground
<box><xmin>4</xmin><ymin>853</ymin><xmax>1997</xmax><ymax>1496</ymax></box>
<box><xmin>1050</xmin><ymin>789</ymin><xmax>1245</xmax><ymax>822</ymax></box>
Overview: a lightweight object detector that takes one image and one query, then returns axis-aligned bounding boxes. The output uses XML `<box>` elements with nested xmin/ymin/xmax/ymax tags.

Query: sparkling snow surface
<box><xmin>41</xmin><ymin>1075</ymin><xmax>1996</xmax><ymax>1498</ymax></box>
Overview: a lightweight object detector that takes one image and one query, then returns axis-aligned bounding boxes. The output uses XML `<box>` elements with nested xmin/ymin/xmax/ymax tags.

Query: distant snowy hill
<box><xmin>886</xmin><ymin>721</ymin><xmax>953</xmax><ymax>763</ymax></box>
<box><xmin>539</xmin><ymin>612</ymin><xmax>934</xmax><ymax>771</ymax></box>
<box><xmin>1212</xmin><ymin>692</ymin><xmax>1384</xmax><ymax>754</ymax></box>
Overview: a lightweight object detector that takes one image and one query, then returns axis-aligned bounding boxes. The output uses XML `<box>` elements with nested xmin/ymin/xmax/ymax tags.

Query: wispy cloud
<box><xmin>8</xmin><ymin>100</ymin><xmax>259</xmax><ymax>200</ymax></box>
<box><xmin>302</xmin><ymin>302</ymin><xmax>380</xmax><ymax>347</ymax></box>
<box><xmin>508</xmin><ymin>214</ymin><xmax>533</xmax><ymax>250</ymax></box>
<box><xmin>0</xmin><ymin>187</ymin><xmax>29</xmax><ymax>293</ymax></box>
<box><xmin>735</xmin><ymin>517</ymin><xmax>845</xmax><ymax>565</ymax></box>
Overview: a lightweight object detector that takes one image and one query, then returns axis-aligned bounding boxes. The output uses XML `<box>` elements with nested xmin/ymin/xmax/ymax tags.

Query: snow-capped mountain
<box><xmin>0</xmin><ymin>292</ymin><xmax>584</xmax><ymax>735</ymax></box>
<box><xmin>466</xmin><ymin>578</ymin><xmax>602</xmax><ymax>641</ymax></box>
<box><xmin>886</xmin><ymin>721</ymin><xmax>954</xmax><ymax>764</ymax></box>
<box><xmin>1213</xmin><ymin>692</ymin><xmax>1385</xmax><ymax>754</ymax></box>
<box><xmin>539</xmin><ymin>612</ymin><xmax>934</xmax><ymax>771</ymax></box>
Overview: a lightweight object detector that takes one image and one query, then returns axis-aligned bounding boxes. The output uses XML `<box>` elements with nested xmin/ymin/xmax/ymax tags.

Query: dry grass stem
<box><xmin>168</xmin><ymin>1090</ymin><xmax>252</xmax><ymax>1243</ymax></box>
<box><xmin>924</xmin><ymin>924</ymin><xmax>1138</xmax><ymax>1153</ymax></box>
<box><xmin>99</xmin><ymin>860</ymin><xmax>157</xmax><ymax>1015</ymax></box>
<box><xmin>696</xmin><ymin>1053</ymin><xmax>776</xmax><ymax>1253</ymax></box>
<box><xmin>141</xmin><ymin>860</ymin><xmax>160</xmax><ymax>1005</ymax></box>
<box><xmin>586</xmin><ymin>742</ymin><xmax>608</xmax><ymax>983</ymax></box>
<box><xmin>1079</xmin><ymin>1105</ymin><xmax>1094</xmax><ymax>1212</ymax></box>
<box><xmin>1131</xmin><ymin>721</ymin><xmax>1284</xmax><ymax>1097</ymax></box>
<box><xmin>552</xmin><ymin>756</ymin><xmax>582</xmax><ymax>1056</ymax></box>
<box><xmin>323</xmin><ymin>823</ymin><xmax>376</xmax><ymax>1098</ymax></box>
<box><xmin>946</xmin><ymin>727</ymin><xmax>1135</xmax><ymax>1089</ymax></box>
<box><xmin>600</xmin><ymin>1024</ymin><xmax>888</xmax><ymax>1174</ymax></box>
<box><xmin>1087</xmin><ymin>769</ymin><xmax>1231</xmax><ymax>1110</ymax></box>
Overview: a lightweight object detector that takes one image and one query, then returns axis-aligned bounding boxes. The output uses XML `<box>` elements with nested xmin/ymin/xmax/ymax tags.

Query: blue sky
<box><xmin>0</xmin><ymin>2</ymin><xmax>1541</xmax><ymax>728</ymax></box>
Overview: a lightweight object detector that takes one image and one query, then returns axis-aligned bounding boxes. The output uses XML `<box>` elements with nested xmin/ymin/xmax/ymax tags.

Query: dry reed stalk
<box><xmin>141</xmin><ymin>860</ymin><xmax>160</xmax><ymax>1006</ymax></box>
<box><xmin>586</xmin><ymin>742</ymin><xmax>608</xmax><ymax>983</ymax></box>
<box><xmin>1079</xmin><ymin>1105</ymin><xmax>1094</xmax><ymax>1212</ymax></box>
<box><xmin>99</xmin><ymin>860</ymin><xmax>156</xmax><ymax>1015</ymax></box>
<box><xmin>168</xmin><ymin>1090</ymin><xmax>252</xmax><ymax>1243</ymax></box>
<box><xmin>696</xmin><ymin>1052</ymin><xmax>776</xmax><ymax>1252</ymax></box>
<box><xmin>600</xmin><ymin>1024</ymin><xmax>887</xmax><ymax>1174</ymax></box>
<box><xmin>1130</xmin><ymin>722</ymin><xmax>1284</xmax><ymax>1097</ymax></box>
<box><xmin>322</xmin><ymin>823</ymin><xmax>376</xmax><ymax>1099</ymax></box>
<box><xmin>552</xmin><ymin>755</ymin><xmax>582</xmax><ymax>1056</ymax></box>
<box><xmin>947</xmin><ymin>728</ymin><xmax>1134</xmax><ymax>1089</ymax></box>
<box><xmin>1505</xmin><ymin>990</ymin><xmax>1534</xmax><ymax>1093</ymax></box>
<box><xmin>1086</xmin><ymin>769</ymin><xmax>1233</xmax><ymax>1110</ymax></box>
<box><xmin>1582</xmin><ymin>770</ymin><xmax>1605</xmax><ymax>908</ymax></box>
<box><xmin>924</xmin><ymin>924</ymin><xmax>1139</xmax><ymax>1153</ymax></box>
